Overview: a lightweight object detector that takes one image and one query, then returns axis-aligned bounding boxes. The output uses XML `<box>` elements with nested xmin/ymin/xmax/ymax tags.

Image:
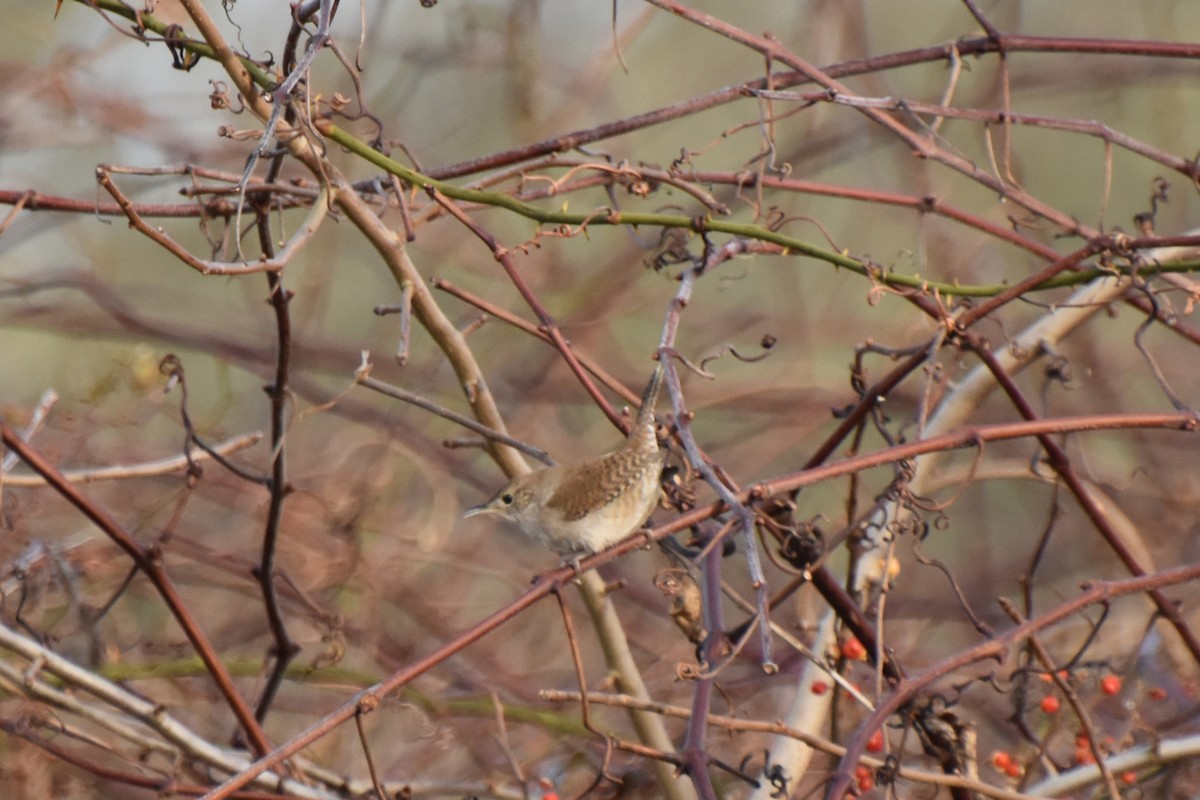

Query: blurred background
<box><xmin>1</xmin><ymin>1</ymin><xmax>1199</xmax><ymax>797</ymax></box>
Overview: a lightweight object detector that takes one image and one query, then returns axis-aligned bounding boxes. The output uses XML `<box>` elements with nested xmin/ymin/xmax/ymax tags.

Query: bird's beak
<box><xmin>462</xmin><ymin>500</ymin><xmax>494</xmax><ymax>519</ymax></box>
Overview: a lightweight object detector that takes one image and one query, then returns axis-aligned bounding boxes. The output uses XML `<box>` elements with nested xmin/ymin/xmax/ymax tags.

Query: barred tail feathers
<box><xmin>629</xmin><ymin>359</ymin><xmax>665</xmax><ymax>448</ymax></box>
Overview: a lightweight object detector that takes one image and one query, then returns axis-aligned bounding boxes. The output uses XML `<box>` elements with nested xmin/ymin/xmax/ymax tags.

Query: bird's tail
<box><xmin>632</xmin><ymin>357</ymin><xmax>665</xmax><ymax>435</ymax></box>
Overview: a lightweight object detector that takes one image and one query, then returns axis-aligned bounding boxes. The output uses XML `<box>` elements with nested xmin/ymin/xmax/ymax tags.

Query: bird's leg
<box><xmin>561</xmin><ymin>553</ymin><xmax>585</xmax><ymax>576</ymax></box>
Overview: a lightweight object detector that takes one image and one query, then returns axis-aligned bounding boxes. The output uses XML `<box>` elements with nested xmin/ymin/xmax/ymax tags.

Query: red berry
<box><xmin>811</xmin><ymin>680</ymin><xmax>829</xmax><ymax>695</ymax></box>
<box><xmin>854</xmin><ymin>765</ymin><xmax>874</xmax><ymax>792</ymax></box>
<box><xmin>866</xmin><ymin>729</ymin><xmax>884</xmax><ymax>753</ymax></box>
<box><xmin>1120</xmin><ymin>771</ymin><xmax>1137</xmax><ymax>785</ymax></box>
<box><xmin>1100</xmin><ymin>675</ymin><xmax>1121</xmax><ymax>696</ymax></box>
<box><xmin>990</xmin><ymin>751</ymin><xmax>1012</xmax><ymax>770</ymax></box>
<box><xmin>1040</xmin><ymin>695</ymin><xmax>1060</xmax><ymax>714</ymax></box>
<box><xmin>1004</xmin><ymin>762</ymin><xmax>1022</xmax><ymax>778</ymax></box>
<box><xmin>1148</xmin><ymin>686</ymin><xmax>1168</xmax><ymax>701</ymax></box>
<box><xmin>842</xmin><ymin>637</ymin><xmax>867</xmax><ymax>661</ymax></box>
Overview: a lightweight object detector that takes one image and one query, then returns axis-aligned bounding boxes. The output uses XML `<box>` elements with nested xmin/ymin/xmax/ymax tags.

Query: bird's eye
<box><xmin>500</xmin><ymin>493</ymin><xmax>514</xmax><ymax>505</ymax></box>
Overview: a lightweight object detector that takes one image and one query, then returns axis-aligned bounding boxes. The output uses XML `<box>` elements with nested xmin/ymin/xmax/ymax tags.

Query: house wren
<box><xmin>463</xmin><ymin>363</ymin><xmax>666</xmax><ymax>556</ymax></box>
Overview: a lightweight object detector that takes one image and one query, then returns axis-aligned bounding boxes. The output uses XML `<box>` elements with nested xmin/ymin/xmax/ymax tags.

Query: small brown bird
<box><xmin>463</xmin><ymin>362</ymin><xmax>666</xmax><ymax>556</ymax></box>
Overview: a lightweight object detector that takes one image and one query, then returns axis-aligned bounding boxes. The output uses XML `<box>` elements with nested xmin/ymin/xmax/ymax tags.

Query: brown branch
<box><xmin>426</xmin><ymin>35</ymin><xmax>1200</xmax><ymax>181</ymax></box>
<box><xmin>823</xmin><ymin>563</ymin><xmax>1200</xmax><ymax>799</ymax></box>
<box><xmin>426</xmin><ymin>187</ymin><xmax>627</xmax><ymax>431</ymax></box>
<box><xmin>431</xmin><ymin>277</ymin><xmax>643</xmax><ymax>408</ymax></box>
<box><xmin>961</xmin><ymin>338</ymin><xmax>1200</xmax><ymax>667</ymax></box>
<box><xmin>0</xmin><ymin>424</ymin><xmax>273</xmax><ymax>758</ymax></box>
<box><xmin>250</xmin><ymin>171</ymin><xmax>301</xmax><ymax>725</ymax></box>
